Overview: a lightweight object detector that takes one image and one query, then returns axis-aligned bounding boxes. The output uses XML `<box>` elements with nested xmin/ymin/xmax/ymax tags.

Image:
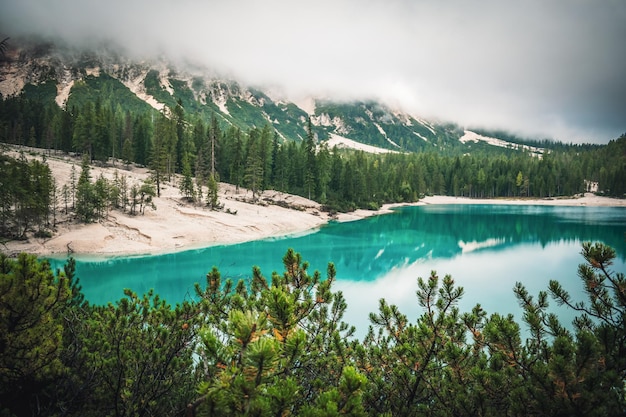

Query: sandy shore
<box><xmin>2</xmin><ymin>149</ymin><xmax>332</xmax><ymax>257</ymax></box>
<box><xmin>2</xmin><ymin>148</ymin><xmax>625</xmax><ymax>257</ymax></box>
<box><xmin>335</xmin><ymin>193</ymin><xmax>626</xmax><ymax>223</ymax></box>
<box><xmin>3</xmin><ymin>175</ymin><xmax>333</xmax><ymax>257</ymax></box>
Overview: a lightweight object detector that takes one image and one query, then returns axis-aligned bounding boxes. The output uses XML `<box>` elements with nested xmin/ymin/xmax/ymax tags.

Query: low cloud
<box><xmin>2</xmin><ymin>0</ymin><xmax>625</xmax><ymax>143</ymax></box>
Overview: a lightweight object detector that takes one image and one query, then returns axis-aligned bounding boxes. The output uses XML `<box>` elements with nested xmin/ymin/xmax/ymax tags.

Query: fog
<box><xmin>2</xmin><ymin>0</ymin><xmax>625</xmax><ymax>143</ymax></box>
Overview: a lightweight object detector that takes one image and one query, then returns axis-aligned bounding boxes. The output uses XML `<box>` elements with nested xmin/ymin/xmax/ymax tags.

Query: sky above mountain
<box><xmin>2</xmin><ymin>0</ymin><xmax>625</xmax><ymax>144</ymax></box>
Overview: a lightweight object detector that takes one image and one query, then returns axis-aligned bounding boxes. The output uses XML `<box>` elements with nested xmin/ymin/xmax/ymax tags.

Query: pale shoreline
<box><xmin>335</xmin><ymin>193</ymin><xmax>626</xmax><ymax>222</ymax></box>
<box><xmin>6</xmin><ymin>191</ymin><xmax>624</xmax><ymax>259</ymax></box>
<box><xmin>2</xmin><ymin>149</ymin><xmax>625</xmax><ymax>258</ymax></box>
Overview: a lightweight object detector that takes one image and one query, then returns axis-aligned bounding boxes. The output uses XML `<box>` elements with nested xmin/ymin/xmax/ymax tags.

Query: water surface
<box><xmin>49</xmin><ymin>205</ymin><xmax>626</xmax><ymax>336</ymax></box>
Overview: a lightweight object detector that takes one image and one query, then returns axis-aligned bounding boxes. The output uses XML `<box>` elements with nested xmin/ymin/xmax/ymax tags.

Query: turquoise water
<box><xmin>48</xmin><ymin>205</ymin><xmax>626</xmax><ymax>336</ymax></box>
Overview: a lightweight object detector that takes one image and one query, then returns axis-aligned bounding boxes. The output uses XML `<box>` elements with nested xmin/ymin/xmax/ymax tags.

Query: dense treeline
<box><xmin>0</xmin><ymin>150</ymin><xmax>157</xmax><ymax>239</ymax></box>
<box><xmin>1</xmin><ymin>242</ymin><xmax>625</xmax><ymax>416</ymax></box>
<box><xmin>1</xmin><ymin>93</ymin><xmax>625</xmax><ymax>216</ymax></box>
<box><xmin>0</xmin><ymin>152</ymin><xmax>55</xmax><ymax>238</ymax></box>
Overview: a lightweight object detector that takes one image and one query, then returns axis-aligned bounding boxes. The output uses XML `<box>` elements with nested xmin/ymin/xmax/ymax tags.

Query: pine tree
<box><xmin>116</xmin><ymin>171</ymin><xmax>129</xmax><ymax>212</ymax></box>
<box><xmin>78</xmin><ymin>290</ymin><xmax>199</xmax><ymax>417</ymax></box>
<box><xmin>138</xmin><ymin>179</ymin><xmax>156</xmax><ymax>214</ymax></box>
<box><xmin>192</xmin><ymin>249</ymin><xmax>356</xmax><ymax>416</ymax></box>
<box><xmin>69</xmin><ymin>163</ymin><xmax>77</xmax><ymax>209</ymax></box>
<box><xmin>72</xmin><ymin>102</ymin><xmax>95</xmax><ymax>158</ymax></box>
<box><xmin>229</xmin><ymin>128</ymin><xmax>245</xmax><ymax>192</ymax></box>
<box><xmin>0</xmin><ymin>253</ymin><xmax>71</xmax><ymax>416</ymax></box>
<box><xmin>209</xmin><ymin>113</ymin><xmax>220</xmax><ymax>179</ymax></box>
<box><xmin>316</xmin><ymin>142</ymin><xmax>331</xmax><ymax>203</ymax></box>
<box><xmin>49</xmin><ymin>176</ymin><xmax>58</xmax><ymax>228</ymax></box>
<box><xmin>179</xmin><ymin>152</ymin><xmax>196</xmax><ymax>202</ymax></box>
<box><xmin>244</xmin><ymin>132</ymin><xmax>264</xmax><ymax>200</ymax></box>
<box><xmin>304</xmin><ymin>117</ymin><xmax>316</xmax><ymax>200</ymax></box>
<box><xmin>172</xmin><ymin>99</ymin><xmax>186</xmax><ymax>173</ymax></box>
<box><xmin>133</xmin><ymin>114</ymin><xmax>151</xmax><ymax>166</ymax></box>
<box><xmin>122</xmin><ymin>137</ymin><xmax>133</xmax><ymax>168</ymax></box>
<box><xmin>61</xmin><ymin>183</ymin><xmax>69</xmax><ymax>215</ymax></box>
<box><xmin>206</xmin><ymin>174</ymin><xmax>219</xmax><ymax>210</ymax></box>
<box><xmin>75</xmin><ymin>155</ymin><xmax>96</xmax><ymax>223</ymax></box>
<box><xmin>150</xmin><ymin>113</ymin><xmax>172</xmax><ymax>197</ymax></box>
<box><xmin>93</xmin><ymin>174</ymin><xmax>110</xmax><ymax>220</ymax></box>
<box><xmin>129</xmin><ymin>184</ymin><xmax>139</xmax><ymax>215</ymax></box>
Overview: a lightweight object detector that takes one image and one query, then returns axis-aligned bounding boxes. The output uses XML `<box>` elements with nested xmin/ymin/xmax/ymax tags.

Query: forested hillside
<box><xmin>1</xmin><ymin>85</ymin><xmax>624</xmax><ymax>216</ymax></box>
<box><xmin>1</xmin><ymin>243</ymin><xmax>625</xmax><ymax>416</ymax></box>
<box><xmin>1</xmin><ymin>38</ymin><xmax>625</xmax><ymax>242</ymax></box>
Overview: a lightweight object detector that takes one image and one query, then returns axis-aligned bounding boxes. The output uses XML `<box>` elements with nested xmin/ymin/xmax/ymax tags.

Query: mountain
<box><xmin>0</xmin><ymin>38</ymin><xmax>545</xmax><ymax>156</ymax></box>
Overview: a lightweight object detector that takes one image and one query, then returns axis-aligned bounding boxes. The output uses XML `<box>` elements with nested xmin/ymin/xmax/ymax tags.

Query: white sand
<box><xmin>418</xmin><ymin>194</ymin><xmax>626</xmax><ymax>207</ymax></box>
<box><xmin>2</xmin><ymin>148</ymin><xmax>329</xmax><ymax>257</ymax></box>
<box><xmin>336</xmin><ymin>194</ymin><xmax>626</xmax><ymax>223</ymax></box>
<box><xmin>3</xmin><ymin>146</ymin><xmax>625</xmax><ymax>257</ymax></box>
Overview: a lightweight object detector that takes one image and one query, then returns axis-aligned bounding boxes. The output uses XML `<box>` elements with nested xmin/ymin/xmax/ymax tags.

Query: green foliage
<box><xmin>22</xmin><ymin>81</ymin><xmax>58</xmax><ymax>104</ymax></box>
<box><xmin>243</xmin><ymin>129</ymin><xmax>265</xmax><ymax>199</ymax></box>
<box><xmin>75</xmin><ymin>155</ymin><xmax>96</xmax><ymax>222</ymax></box>
<box><xmin>180</xmin><ymin>152</ymin><xmax>196</xmax><ymax>201</ymax></box>
<box><xmin>2</xmin><ymin>239</ymin><xmax>626</xmax><ymax>416</ymax></box>
<box><xmin>191</xmin><ymin>248</ymin><xmax>355</xmax><ymax>416</ymax></box>
<box><xmin>597</xmin><ymin>133</ymin><xmax>626</xmax><ymax>197</ymax></box>
<box><xmin>509</xmin><ymin>241</ymin><xmax>626</xmax><ymax>416</ymax></box>
<box><xmin>206</xmin><ymin>174</ymin><xmax>220</xmax><ymax>209</ymax></box>
<box><xmin>0</xmin><ymin>152</ymin><xmax>55</xmax><ymax>238</ymax></box>
<box><xmin>137</xmin><ymin>178</ymin><xmax>157</xmax><ymax>215</ymax></box>
<box><xmin>150</xmin><ymin>111</ymin><xmax>176</xmax><ymax>196</ymax></box>
<box><xmin>0</xmin><ymin>253</ymin><xmax>71</xmax><ymax>416</ymax></box>
<box><xmin>79</xmin><ymin>289</ymin><xmax>200</xmax><ymax>417</ymax></box>
<box><xmin>67</xmin><ymin>73</ymin><xmax>155</xmax><ymax>116</ymax></box>
<box><xmin>300</xmin><ymin>366</ymin><xmax>368</xmax><ymax>417</ymax></box>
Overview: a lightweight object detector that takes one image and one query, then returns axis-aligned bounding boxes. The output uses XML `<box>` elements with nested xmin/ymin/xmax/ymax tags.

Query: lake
<box><xmin>48</xmin><ymin>204</ymin><xmax>626</xmax><ymax>338</ymax></box>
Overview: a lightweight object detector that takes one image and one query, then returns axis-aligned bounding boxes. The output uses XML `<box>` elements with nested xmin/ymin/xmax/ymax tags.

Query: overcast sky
<box><xmin>2</xmin><ymin>0</ymin><xmax>625</xmax><ymax>143</ymax></box>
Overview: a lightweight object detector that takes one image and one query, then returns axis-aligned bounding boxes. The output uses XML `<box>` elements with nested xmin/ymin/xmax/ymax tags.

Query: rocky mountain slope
<box><xmin>0</xmin><ymin>38</ymin><xmax>543</xmax><ymax>155</ymax></box>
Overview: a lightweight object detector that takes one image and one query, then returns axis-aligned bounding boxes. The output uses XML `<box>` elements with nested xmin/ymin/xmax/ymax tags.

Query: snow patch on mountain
<box><xmin>293</xmin><ymin>96</ymin><xmax>316</xmax><ymax>115</ymax></box>
<box><xmin>158</xmin><ymin>68</ymin><xmax>174</xmax><ymax>96</ymax></box>
<box><xmin>415</xmin><ymin>117</ymin><xmax>437</xmax><ymax>136</ymax></box>
<box><xmin>326</xmin><ymin>134</ymin><xmax>399</xmax><ymax>154</ymax></box>
<box><xmin>392</xmin><ymin>110</ymin><xmax>413</xmax><ymax>126</ymax></box>
<box><xmin>374</xmin><ymin>123</ymin><xmax>401</xmax><ymax>148</ymax></box>
<box><xmin>85</xmin><ymin>67</ymin><xmax>100</xmax><ymax>77</ymax></box>
<box><xmin>208</xmin><ymin>83</ymin><xmax>231</xmax><ymax>115</ymax></box>
<box><xmin>374</xmin><ymin>122</ymin><xmax>386</xmax><ymax>136</ymax></box>
<box><xmin>311</xmin><ymin>113</ymin><xmax>350</xmax><ymax>135</ymax></box>
<box><xmin>460</xmin><ymin>130</ymin><xmax>544</xmax><ymax>156</ymax></box>
<box><xmin>55</xmin><ymin>79</ymin><xmax>73</xmax><ymax>108</ymax></box>
<box><xmin>118</xmin><ymin>68</ymin><xmax>166</xmax><ymax>112</ymax></box>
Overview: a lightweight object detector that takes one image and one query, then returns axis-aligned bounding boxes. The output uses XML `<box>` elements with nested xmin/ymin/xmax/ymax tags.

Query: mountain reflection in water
<box><xmin>48</xmin><ymin>205</ymin><xmax>626</xmax><ymax>337</ymax></box>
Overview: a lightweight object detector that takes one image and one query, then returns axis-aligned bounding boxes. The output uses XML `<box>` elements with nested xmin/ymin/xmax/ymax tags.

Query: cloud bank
<box><xmin>2</xmin><ymin>0</ymin><xmax>625</xmax><ymax>143</ymax></box>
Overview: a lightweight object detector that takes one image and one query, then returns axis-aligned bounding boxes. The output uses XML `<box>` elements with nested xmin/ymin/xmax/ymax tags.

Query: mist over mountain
<box><xmin>0</xmin><ymin>37</ymin><xmax>461</xmax><ymax>153</ymax></box>
<box><xmin>1</xmin><ymin>36</ymin><xmax>602</xmax><ymax>155</ymax></box>
<box><xmin>2</xmin><ymin>0</ymin><xmax>625</xmax><ymax>144</ymax></box>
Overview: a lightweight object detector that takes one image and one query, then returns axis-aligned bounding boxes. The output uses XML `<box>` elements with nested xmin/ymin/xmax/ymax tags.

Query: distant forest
<box><xmin>1</xmin><ymin>90</ymin><xmax>625</xmax><ymax>217</ymax></box>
